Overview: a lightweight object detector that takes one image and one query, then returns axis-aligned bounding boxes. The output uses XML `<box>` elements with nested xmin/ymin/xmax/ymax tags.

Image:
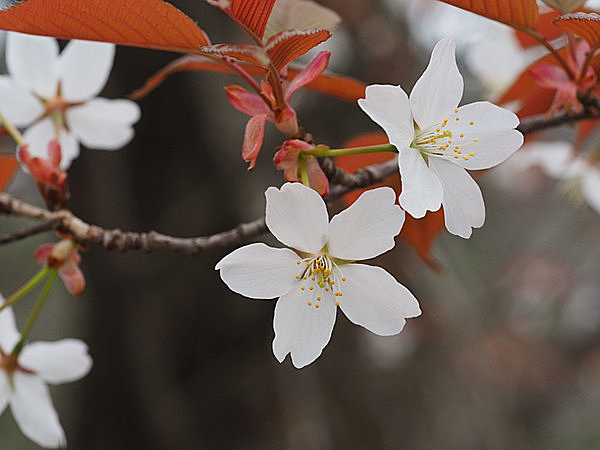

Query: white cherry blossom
<box><xmin>0</xmin><ymin>302</ymin><xmax>92</xmax><ymax>448</ymax></box>
<box><xmin>358</xmin><ymin>38</ymin><xmax>523</xmax><ymax>238</ymax></box>
<box><xmin>0</xmin><ymin>32</ymin><xmax>141</xmax><ymax>169</ymax></box>
<box><xmin>216</xmin><ymin>182</ymin><xmax>421</xmax><ymax>368</ymax></box>
<box><xmin>519</xmin><ymin>140</ymin><xmax>600</xmax><ymax>214</ymax></box>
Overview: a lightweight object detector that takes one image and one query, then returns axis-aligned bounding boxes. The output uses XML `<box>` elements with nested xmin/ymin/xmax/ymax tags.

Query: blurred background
<box><xmin>2</xmin><ymin>0</ymin><xmax>600</xmax><ymax>448</ymax></box>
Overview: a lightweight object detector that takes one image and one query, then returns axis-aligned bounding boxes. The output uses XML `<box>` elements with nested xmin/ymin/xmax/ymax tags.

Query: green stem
<box><xmin>0</xmin><ymin>108</ymin><xmax>25</xmax><ymax>147</ymax></box>
<box><xmin>521</xmin><ymin>28</ymin><xmax>575</xmax><ymax>80</ymax></box>
<box><xmin>0</xmin><ymin>267</ymin><xmax>50</xmax><ymax>314</ymax></box>
<box><xmin>306</xmin><ymin>144</ymin><xmax>398</xmax><ymax>158</ymax></box>
<box><xmin>299</xmin><ymin>157</ymin><xmax>310</xmax><ymax>187</ymax></box>
<box><xmin>12</xmin><ymin>270</ymin><xmax>57</xmax><ymax>355</ymax></box>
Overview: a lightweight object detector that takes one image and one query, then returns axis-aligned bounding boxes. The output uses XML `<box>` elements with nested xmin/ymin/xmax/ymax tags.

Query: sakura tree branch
<box><xmin>0</xmin><ymin>220</ymin><xmax>60</xmax><ymax>245</ymax></box>
<box><xmin>0</xmin><ymin>193</ymin><xmax>266</xmax><ymax>253</ymax></box>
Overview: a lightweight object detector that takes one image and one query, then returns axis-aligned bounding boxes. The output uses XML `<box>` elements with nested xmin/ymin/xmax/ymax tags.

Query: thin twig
<box><xmin>0</xmin><ymin>220</ymin><xmax>59</xmax><ymax>245</ymax></box>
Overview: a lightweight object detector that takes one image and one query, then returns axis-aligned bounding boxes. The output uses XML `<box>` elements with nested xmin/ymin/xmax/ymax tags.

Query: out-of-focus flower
<box><xmin>216</xmin><ymin>182</ymin><xmax>420</xmax><ymax>368</ymax></box>
<box><xmin>225</xmin><ymin>50</ymin><xmax>329</xmax><ymax>169</ymax></box>
<box><xmin>519</xmin><ymin>140</ymin><xmax>600</xmax><ymax>214</ymax></box>
<box><xmin>529</xmin><ymin>40</ymin><xmax>596</xmax><ymax>116</ymax></box>
<box><xmin>0</xmin><ymin>32</ymin><xmax>141</xmax><ymax>169</ymax></box>
<box><xmin>35</xmin><ymin>239</ymin><xmax>85</xmax><ymax>296</ymax></box>
<box><xmin>0</xmin><ymin>302</ymin><xmax>92</xmax><ymax>448</ymax></box>
<box><xmin>358</xmin><ymin>38</ymin><xmax>523</xmax><ymax>238</ymax></box>
<box><xmin>19</xmin><ymin>139</ymin><xmax>68</xmax><ymax>211</ymax></box>
<box><xmin>273</xmin><ymin>139</ymin><xmax>329</xmax><ymax>195</ymax></box>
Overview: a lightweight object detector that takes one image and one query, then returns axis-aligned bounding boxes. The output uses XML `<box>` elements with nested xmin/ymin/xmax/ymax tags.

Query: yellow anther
<box><xmin>342</xmin><ymin>277</ymin><xmax>346</xmax><ymax>281</ymax></box>
<box><xmin>473</xmin><ymin>138</ymin><xmax>478</xmax><ymax>142</ymax></box>
<box><xmin>460</xmin><ymin>133</ymin><xmax>464</xmax><ymax>138</ymax></box>
<box><xmin>295</xmin><ymin>275</ymin><xmax>300</xmax><ymax>279</ymax></box>
<box><xmin>455</xmin><ymin>117</ymin><xmax>459</xmax><ymax>121</ymax></box>
<box><xmin>336</xmin><ymin>302</ymin><xmax>340</xmax><ymax>306</ymax></box>
<box><xmin>296</xmin><ymin>261</ymin><xmax>301</xmax><ymax>265</ymax></box>
<box><xmin>469</xmin><ymin>121</ymin><xmax>474</xmax><ymax>125</ymax></box>
<box><xmin>330</xmin><ymin>280</ymin><xmax>335</xmax><ymax>285</ymax></box>
<box><xmin>325</xmin><ymin>288</ymin><xmax>330</xmax><ymax>291</ymax></box>
<box><xmin>303</xmin><ymin>276</ymin><xmax>307</xmax><ymax>280</ymax></box>
<box><xmin>463</xmin><ymin>156</ymin><xmax>469</xmax><ymax>160</ymax></box>
<box><xmin>455</xmin><ymin>146</ymin><xmax>459</xmax><ymax>150</ymax></box>
<box><xmin>454</xmin><ymin>109</ymin><xmax>458</xmax><ymax>113</ymax></box>
<box><xmin>317</xmin><ymin>297</ymin><xmax>321</xmax><ymax>301</ymax></box>
<box><xmin>311</xmin><ymin>276</ymin><xmax>315</xmax><ymax>281</ymax></box>
<box><xmin>436</xmin><ymin>128</ymin><xmax>440</xmax><ymax>132</ymax></box>
<box><xmin>457</xmin><ymin>151</ymin><xmax>462</xmax><ymax>154</ymax></box>
<box><xmin>315</xmin><ymin>304</ymin><xmax>320</xmax><ymax>309</ymax></box>
<box><xmin>301</xmin><ymin>286</ymin><xmax>305</xmax><ymax>291</ymax></box>
<box><xmin>469</xmin><ymin>152</ymin><xmax>474</xmax><ymax>156</ymax></box>
<box><xmin>454</xmin><ymin>155</ymin><xmax>458</xmax><ymax>159</ymax></box>
<box><xmin>308</xmin><ymin>302</ymin><xmax>312</xmax><ymax>306</ymax></box>
<box><xmin>309</xmin><ymin>286</ymin><xmax>314</xmax><ymax>291</ymax></box>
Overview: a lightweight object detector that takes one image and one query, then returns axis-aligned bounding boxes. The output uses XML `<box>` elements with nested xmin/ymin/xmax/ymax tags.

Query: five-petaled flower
<box><xmin>358</xmin><ymin>38</ymin><xmax>524</xmax><ymax>238</ymax></box>
<box><xmin>0</xmin><ymin>32</ymin><xmax>141</xmax><ymax>169</ymax></box>
<box><xmin>216</xmin><ymin>182</ymin><xmax>421</xmax><ymax>368</ymax></box>
<box><xmin>0</xmin><ymin>301</ymin><xmax>92</xmax><ymax>448</ymax></box>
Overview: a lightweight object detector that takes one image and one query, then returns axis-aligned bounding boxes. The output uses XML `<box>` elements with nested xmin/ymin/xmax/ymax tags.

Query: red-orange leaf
<box><xmin>201</xmin><ymin>44</ymin><xmax>266</xmax><ymax>67</ymax></box>
<box><xmin>336</xmin><ymin>132</ymin><xmax>444</xmax><ymax>269</ymax></box>
<box><xmin>0</xmin><ymin>155</ymin><xmax>18</xmax><ymax>192</ymax></box>
<box><xmin>129</xmin><ymin>55</ymin><xmax>365</xmax><ymax>103</ymax></box>
<box><xmin>208</xmin><ymin>0</ymin><xmax>276</xmax><ymax>40</ymax></box>
<box><xmin>515</xmin><ymin>11</ymin><xmax>562</xmax><ymax>47</ymax></box>
<box><xmin>439</xmin><ymin>0</ymin><xmax>539</xmax><ymax>29</ymax></box>
<box><xmin>266</xmin><ymin>29</ymin><xmax>331</xmax><ymax>70</ymax></box>
<box><xmin>554</xmin><ymin>12</ymin><xmax>600</xmax><ymax>49</ymax></box>
<box><xmin>0</xmin><ymin>0</ymin><xmax>210</xmax><ymax>53</ymax></box>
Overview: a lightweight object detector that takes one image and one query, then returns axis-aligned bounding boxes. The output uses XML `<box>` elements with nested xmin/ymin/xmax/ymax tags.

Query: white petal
<box><xmin>66</xmin><ymin>98</ymin><xmax>140</xmax><ymax>150</ymax></box>
<box><xmin>272</xmin><ymin>288</ymin><xmax>337</xmax><ymax>368</ymax></box>
<box><xmin>0</xmin><ymin>372</ymin><xmax>10</xmax><ymax>415</ymax></box>
<box><xmin>6</xmin><ymin>32</ymin><xmax>59</xmax><ymax>99</ymax></box>
<box><xmin>445</xmin><ymin>102</ymin><xmax>523</xmax><ymax>170</ymax></box>
<box><xmin>22</xmin><ymin>118</ymin><xmax>80</xmax><ymax>170</ymax></box>
<box><xmin>0</xmin><ymin>304</ymin><xmax>20</xmax><ymax>353</ymax></box>
<box><xmin>582</xmin><ymin>167</ymin><xmax>600</xmax><ymax>215</ymax></box>
<box><xmin>59</xmin><ymin>40</ymin><xmax>115</xmax><ymax>102</ymax></box>
<box><xmin>0</xmin><ymin>76</ymin><xmax>44</xmax><ymax>127</ymax></box>
<box><xmin>328</xmin><ymin>187</ymin><xmax>404</xmax><ymax>260</ymax></box>
<box><xmin>216</xmin><ymin>243</ymin><xmax>301</xmax><ymax>299</ymax></box>
<box><xmin>398</xmin><ymin>148</ymin><xmax>443</xmax><ymax>218</ymax></box>
<box><xmin>265</xmin><ymin>182</ymin><xmax>329</xmax><ymax>253</ymax></box>
<box><xmin>429</xmin><ymin>157</ymin><xmax>485</xmax><ymax>238</ymax></box>
<box><xmin>19</xmin><ymin>339</ymin><xmax>92</xmax><ymax>384</ymax></box>
<box><xmin>410</xmin><ymin>38</ymin><xmax>463</xmax><ymax>129</ymax></box>
<box><xmin>358</xmin><ymin>84</ymin><xmax>414</xmax><ymax>150</ymax></box>
<box><xmin>337</xmin><ymin>264</ymin><xmax>420</xmax><ymax>335</ymax></box>
<box><xmin>521</xmin><ymin>141</ymin><xmax>582</xmax><ymax>179</ymax></box>
<box><xmin>11</xmin><ymin>373</ymin><xmax>66</xmax><ymax>448</ymax></box>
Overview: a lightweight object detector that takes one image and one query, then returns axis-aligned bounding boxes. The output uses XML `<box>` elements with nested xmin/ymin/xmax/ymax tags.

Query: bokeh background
<box><xmin>2</xmin><ymin>0</ymin><xmax>600</xmax><ymax>448</ymax></box>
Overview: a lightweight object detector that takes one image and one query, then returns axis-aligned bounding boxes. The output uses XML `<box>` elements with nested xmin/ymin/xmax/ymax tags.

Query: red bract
<box><xmin>34</xmin><ymin>240</ymin><xmax>85</xmax><ymax>296</ymax></box>
<box><xmin>529</xmin><ymin>40</ymin><xmax>596</xmax><ymax>116</ymax></box>
<box><xmin>273</xmin><ymin>139</ymin><xmax>328</xmax><ymax>196</ymax></box>
<box><xmin>18</xmin><ymin>140</ymin><xmax>69</xmax><ymax>211</ymax></box>
<box><xmin>225</xmin><ymin>50</ymin><xmax>330</xmax><ymax>169</ymax></box>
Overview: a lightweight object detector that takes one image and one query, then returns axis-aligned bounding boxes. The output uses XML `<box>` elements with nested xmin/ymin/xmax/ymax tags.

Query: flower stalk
<box><xmin>0</xmin><ymin>267</ymin><xmax>50</xmax><ymax>314</ymax></box>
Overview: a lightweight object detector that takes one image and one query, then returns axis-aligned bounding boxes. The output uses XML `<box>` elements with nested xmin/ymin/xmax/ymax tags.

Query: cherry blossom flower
<box><xmin>216</xmin><ymin>182</ymin><xmax>421</xmax><ymax>368</ymax></box>
<box><xmin>519</xmin><ymin>140</ymin><xmax>600</xmax><ymax>214</ymax></box>
<box><xmin>0</xmin><ymin>302</ymin><xmax>92</xmax><ymax>448</ymax></box>
<box><xmin>358</xmin><ymin>38</ymin><xmax>523</xmax><ymax>238</ymax></box>
<box><xmin>273</xmin><ymin>139</ymin><xmax>329</xmax><ymax>195</ymax></box>
<box><xmin>0</xmin><ymin>32</ymin><xmax>141</xmax><ymax>169</ymax></box>
<box><xmin>35</xmin><ymin>240</ymin><xmax>85</xmax><ymax>296</ymax></box>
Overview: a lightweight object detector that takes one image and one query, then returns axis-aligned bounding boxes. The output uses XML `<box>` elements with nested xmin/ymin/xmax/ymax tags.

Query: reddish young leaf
<box><xmin>439</xmin><ymin>0</ymin><xmax>539</xmax><ymax>29</ymax></box>
<box><xmin>201</xmin><ymin>44</ymin><xmax>267</xmax><ymax>67</ymax></box>
<box><xmin>208</xmin><ymin>0</ymin><xmax>276</xmax><ymax>40</ymax></box>
<box><xmin>554</xmin><ymin>12</ymin><xmax>600</xmax><ymax>49</ymax></box>
<box><xmin>336</xmin><ymin>132</ymin><xmax>444</xmax><ymax>269</ymax></box>
<box><xmin>0</xmin><ymin>155</ymin><xmax>18</xmax><ymax>191</ymax></box>
<box><xmin>515</xmin><ymin>11</ymin><xmax>562</xmax><ymax>47</ymax></box>
<box><xmin>129</xmin><ymin>55</ymin><xmax>365</xmax><ymax>103</ymax></box>
<box><xmin>266</xmin><ymin>29</ymin><xmax>331</xmax><ymax>70</ymax></box>
<box><xmin>0</xmin><ymin>0</ymin><xmax>210</xmax><ymax>53</ymax></box>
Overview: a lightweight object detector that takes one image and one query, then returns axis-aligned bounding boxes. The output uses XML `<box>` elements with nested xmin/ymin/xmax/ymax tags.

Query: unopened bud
<box><xmin>47</xmin><ymin>239</ymin><xmax>75</xmax><ymax>270</ymax></box>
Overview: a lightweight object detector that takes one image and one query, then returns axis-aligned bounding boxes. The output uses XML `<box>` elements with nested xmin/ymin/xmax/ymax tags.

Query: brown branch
<box><xmin>1</xmin><ymin>105</ymin><xmax>599</xmax><ymax>254</ymax></box>
<box><xmin>0</xmin><ymin>193</ymin><xmax>266</xmax><ymax>254</ymax></box>
<box><xmin>0</xmin><ymin>220</ymin><xmax>59</xmax><ymax>245</ymax></box>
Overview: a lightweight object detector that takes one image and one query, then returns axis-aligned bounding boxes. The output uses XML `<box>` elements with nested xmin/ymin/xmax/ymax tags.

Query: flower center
<box><xmin>412</xmin><ymin>109</ymin><xmax>479</xmax><ymax>162</ymax></box>
<box><xmin>294</xmin><ymin>254</ymin><xmax>346</xmax><ymax>309</ymax></box>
